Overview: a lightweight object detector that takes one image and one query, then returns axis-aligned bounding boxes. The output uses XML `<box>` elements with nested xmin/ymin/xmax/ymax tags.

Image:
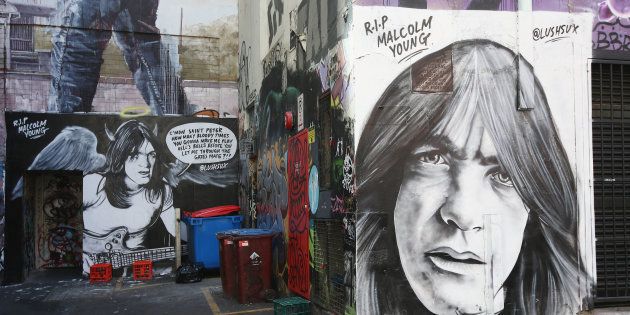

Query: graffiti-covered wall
<box><xmin>3</xmin><ymin>112</ymin><xmax>238</xmax><ymax>282</ymax></box>
<box><xmin>239</xmin><ymin>1</ymin><xmax>602</xmax><ymax>314</ymax></box>
<box><xmin>352</xmin><ymin>7</ymin><xmax>595</xmax><ymax>315</ymax></box>
<box><xmin>0</xmin><ymin>0</ymin><xmax>238</xmax><ymax>283</ymax></box>
<box><xmin>239</xmin><ymin>0</ymin><xmax>356</xmax><ymax>313</ymax></box>
<box><xmin>28</xmin><ymin>172</ymin><xmax>83</xmax><ymax>269</ymax></box>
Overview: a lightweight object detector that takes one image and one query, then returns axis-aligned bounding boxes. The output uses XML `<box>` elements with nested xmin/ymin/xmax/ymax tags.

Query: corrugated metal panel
<box><xmin>593</xmin><ymin>62</ymin><xmax>630</xmax><ymax>304</ymax></box>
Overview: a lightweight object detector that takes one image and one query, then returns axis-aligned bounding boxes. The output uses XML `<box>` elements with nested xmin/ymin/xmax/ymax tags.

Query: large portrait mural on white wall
<box><xmin>351</xmin><ymin>9</ymin><xmax>594</xmax><ymax>314</ymax></box>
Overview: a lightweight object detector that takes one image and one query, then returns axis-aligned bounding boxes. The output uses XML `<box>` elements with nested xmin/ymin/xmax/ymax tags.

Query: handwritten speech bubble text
<box><xmin>165</xmin><ymin>123</ymin><xmax>237</xmax><ymax>164</ymax></box>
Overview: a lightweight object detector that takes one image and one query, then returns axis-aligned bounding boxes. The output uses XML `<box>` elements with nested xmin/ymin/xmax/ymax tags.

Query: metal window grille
<box><xmin>592</xmin><ymin>62</ymin><xmax>630</xmax><ymax>305</ymax></box>
<box><xmin>10</xmin><ymin>15</ymin><xmax>34</xmax><ymax>52</ymax></box>
<box><xmin>310</xmin><ymin>219</ymin><xmax>346</xmax><ymax>314</ymax></box>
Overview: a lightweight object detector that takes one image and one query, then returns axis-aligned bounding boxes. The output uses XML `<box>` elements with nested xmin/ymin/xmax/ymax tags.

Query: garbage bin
<box><xmin>217</xmin><ymin>229</ymin><xmax>239</xmax><ymax>297</ymax></box>
<box><xmin>182</xmin><ymin>215</ymin><xmax>242</xmax><ymax>269</ymax></box>
<box><xmin>217</xmin><ymin>229</ymin><xmax>276</xmax><ymax>303</ymax></box>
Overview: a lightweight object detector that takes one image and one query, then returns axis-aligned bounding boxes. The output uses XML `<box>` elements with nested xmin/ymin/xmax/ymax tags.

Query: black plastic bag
<box><xmin>175</xmin><ymin>263</ymin><xmax>204</xmax><ymax>283</ymax></box>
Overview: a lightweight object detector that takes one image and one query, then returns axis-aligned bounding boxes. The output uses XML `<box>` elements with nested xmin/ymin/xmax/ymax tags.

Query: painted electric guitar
<box><xmin>83</xmin><ymin>227</ymin><xmax>187</xmax><ymax>269</ymax></box>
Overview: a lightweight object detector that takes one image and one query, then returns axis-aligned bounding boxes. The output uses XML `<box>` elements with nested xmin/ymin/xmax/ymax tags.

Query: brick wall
<box><xmin>4</xmin><ymin>73</ymin><xmax>237</xmax><ymax>114</ymax></box>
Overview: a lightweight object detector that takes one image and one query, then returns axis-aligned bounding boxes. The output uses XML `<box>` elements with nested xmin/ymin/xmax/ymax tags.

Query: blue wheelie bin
<box><xmin>183</xmin><ymin>215</ymin><xmax>242</xmax><ymax>269</ymax></box>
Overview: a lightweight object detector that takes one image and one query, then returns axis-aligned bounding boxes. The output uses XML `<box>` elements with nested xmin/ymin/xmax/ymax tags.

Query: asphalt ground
<box><xmin>0</xmin><ymin>269</ymin><xmax>275</xmax><ymax>315</ymax></box>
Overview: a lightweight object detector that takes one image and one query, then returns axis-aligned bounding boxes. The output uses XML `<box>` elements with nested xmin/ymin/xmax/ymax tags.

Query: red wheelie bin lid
<box><xmin>183</xmin><ymin>205</ymin><xmax>240</xmax><ymax>218</ymax></box>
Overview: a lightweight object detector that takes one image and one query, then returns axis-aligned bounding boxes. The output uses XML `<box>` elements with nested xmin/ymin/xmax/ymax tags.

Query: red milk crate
<box><xmin>132</xmin><ymin>260</ymin><xmax>153</xmax><ymax>280</ymax></box>
<box><xmin>90</xmin><ymin>263</ymin><xmax>113</xmax><ymax>283</ymax></box>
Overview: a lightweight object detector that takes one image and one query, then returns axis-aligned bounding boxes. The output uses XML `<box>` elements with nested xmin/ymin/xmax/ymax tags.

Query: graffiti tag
<box><xmin>199</xmin><ymin>163</ymin><xmax>229</xmax><ymax>171</ymax></box>
<box><xmin>257</xmin><ymin>139</ymin><xmax>287</xmax><ymax>228</ymax></box>
<box><xmin>533</xmin><ymin>23</ymin><xmax>579</xmax><ymax>43</ymax></box>
<box><xmin>593</xmin><ymin>19</ymin><xmax>630</xmax><ymax>51</ymax></box>
<box><xmin>336</xmin><ymin>138</ymin><xmax>344</xmax><ymax>157</ymax></box>
<box><xmin>366</xmin><ymin>15</ymin><xmax>433</xmax><ymax>60</ymax></box>
<box><xmin>308</xmin><ymin>126</ymin><xmax>316</xmax><ymax>144</ymax></box>
<box><xmin>331</xmin><ymin>195</ymin><xmax>346</xmax><ymax>214</ymax></box>
<box><xmin>14</xmin><ymin>117</ymin><xmax>49</xmax><ymax>140</ymax></box>
<box><xmin>342</xmin><ymin>153</ymin><xmax>355</xmax><ymax>195</ymax></box>
<box><xmin>297</xmin><ymin>94</ymin><xmax>304</xmax><ymax>131</ymax></box>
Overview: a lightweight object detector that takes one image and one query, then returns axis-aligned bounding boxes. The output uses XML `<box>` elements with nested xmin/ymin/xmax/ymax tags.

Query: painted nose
<box><xmin>140</xmin><ymin>154</ymin><xmax>153</xmax><ymax>168</ymax></box>
<box><xmin>139</xmin><ymin>158</ymin><xmax>150</xmax><ymax>168</ymax></box>
<box><xmin>439</xmin><ymin>166</ymin><xmax>485</xmax><ymax>232</ymax></box>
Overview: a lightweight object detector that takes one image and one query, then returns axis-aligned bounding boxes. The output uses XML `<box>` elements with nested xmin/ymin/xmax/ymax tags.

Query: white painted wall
<box><xmin>351</xmin><ymin>7</ymin><xmax>594</xmax><ymax>314</ymax></box>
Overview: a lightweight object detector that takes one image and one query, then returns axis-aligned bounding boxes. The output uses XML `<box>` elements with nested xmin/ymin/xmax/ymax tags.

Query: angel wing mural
<box><xmin>11</xmin><ymin>126</ymin><xmax>105</xmax><ymax>200</ymax></box>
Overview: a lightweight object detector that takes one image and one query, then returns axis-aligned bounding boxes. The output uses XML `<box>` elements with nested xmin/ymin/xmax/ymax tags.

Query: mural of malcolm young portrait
<box><xmin>81</xmin><ymin>120</ymin><xmax>176</xmax><ymax>274</ymax></box>
<box><xmin>356</xmin><ymin>40</ymin><xmax>591</xmax><ymax>314</ymax></box>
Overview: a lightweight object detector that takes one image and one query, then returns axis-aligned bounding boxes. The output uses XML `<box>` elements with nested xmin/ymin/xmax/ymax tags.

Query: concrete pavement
<box><xmin>0</xmin><ymin>269</ymin><xmax>275</xmax><ymax>315</ymax></box>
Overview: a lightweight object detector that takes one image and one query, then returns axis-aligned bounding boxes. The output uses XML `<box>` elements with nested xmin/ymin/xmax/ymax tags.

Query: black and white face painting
<box><xmin>354</xmin><ymin>16</ymin><xmax>593</xmax><ymax>311</ymax></box>
<box><xmin>393</xmin><ymin>109</ymin><xmax>528</xmax><ymax>314</ymax></box>
<box><xmin>124</xmin><ymin>140</ymin><xmax>157</xmax><ymax>189</ymax></box>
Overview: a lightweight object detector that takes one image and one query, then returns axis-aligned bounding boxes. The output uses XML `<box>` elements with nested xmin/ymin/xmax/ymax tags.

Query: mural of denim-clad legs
<box><xmin>49</xmin><ymin>0</ymin><xmax>187</xmax><ymax>115</ymax></box>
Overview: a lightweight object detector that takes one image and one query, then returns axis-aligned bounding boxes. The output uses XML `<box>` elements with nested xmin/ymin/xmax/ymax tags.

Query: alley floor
<box><xmin>0</xmin><ymin>269</ymin><xmax>275</xmax><ymax>315</ymax></box>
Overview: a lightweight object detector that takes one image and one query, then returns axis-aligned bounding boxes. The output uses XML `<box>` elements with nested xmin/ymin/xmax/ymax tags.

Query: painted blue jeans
<box><xmin>49</xmin><ymin>0</ymin><xmax>185</xmax><ymax>115</ymax></box>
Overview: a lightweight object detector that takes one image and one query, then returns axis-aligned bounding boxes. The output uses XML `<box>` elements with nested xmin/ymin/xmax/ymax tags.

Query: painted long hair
<box><xmin>102</xmin><ymin>120</ymin><xmax>166</xmax><ymax>209</ymax></box>
<box><xmin>356</xmin><ymin>40</ymin><xmax>591</xmax><ymax>314</ymax></box>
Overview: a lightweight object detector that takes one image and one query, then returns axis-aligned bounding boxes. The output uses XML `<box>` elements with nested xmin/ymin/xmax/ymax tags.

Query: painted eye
<box><xmin>490</xmin><ymin>171</ymin><xmax>514</xmax><ymax>187</ymax></box>
<box><xmin>418</xmin><ymin>152</ymin><xmax>446</xmax><ymax>165</ymax></box>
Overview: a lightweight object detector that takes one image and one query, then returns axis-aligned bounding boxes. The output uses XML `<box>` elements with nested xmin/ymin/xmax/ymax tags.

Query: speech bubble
<box><xmin>165</xmin><ymin>123</ymin><xmax>237</xmax><ymax>164</ymax></box>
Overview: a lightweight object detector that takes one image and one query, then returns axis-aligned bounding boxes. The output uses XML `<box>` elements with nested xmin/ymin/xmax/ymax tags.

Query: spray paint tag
<box><xmin>240</xmin><ymin>240</ymin><xmax>249</xmax><ymax>247</ymax></box>
<box><xmin>308</xmin><ymin>127</ymin><xmax>316</xmax><ymax>144</ymax></box>
<box><xmin>297</xmin><ymin>94</ymin><xmax>304</xmax><ymax>131</ymax></box>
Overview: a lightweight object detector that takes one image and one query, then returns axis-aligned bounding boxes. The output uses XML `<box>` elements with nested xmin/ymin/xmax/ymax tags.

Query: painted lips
<box><xmin>425</xmin><ymin>247</ymin><xmax>485</xmax><ymax>275</ymax></box>
<box><xmin>138</xmin><ymin>170</ymin><xmax>150</xmax><ymax>177</ymax></box>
